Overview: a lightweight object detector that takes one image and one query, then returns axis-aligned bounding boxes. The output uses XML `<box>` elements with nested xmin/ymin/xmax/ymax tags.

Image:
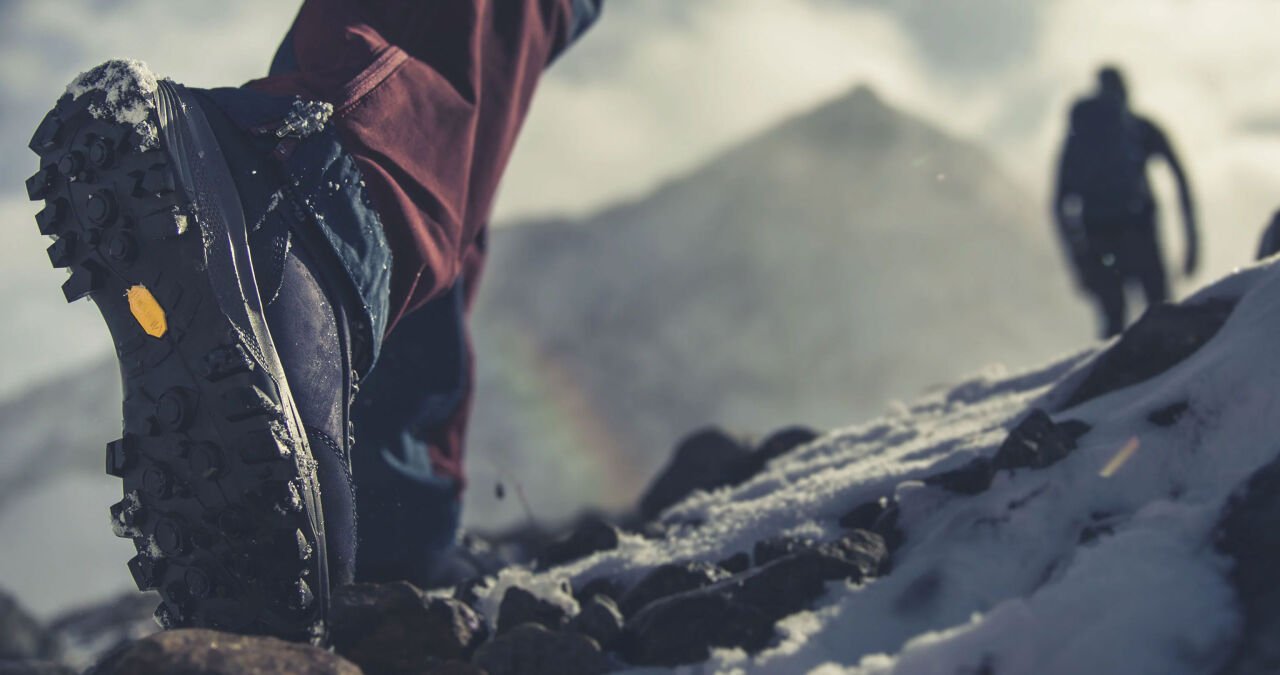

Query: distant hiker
<box><xmin>1052</xmin><ymin>66</ymin><xmax>1198</xmax><ymax>338</ymax></box>
<box><xmin>26</xmin><ymin>0</ymin><xmax>603</xmax><ymax>641</ymax></box>
<box><xmin>1256</xmin><ymin>209</ymin><xmax>1280</xmax><ymax>260</ymax></box>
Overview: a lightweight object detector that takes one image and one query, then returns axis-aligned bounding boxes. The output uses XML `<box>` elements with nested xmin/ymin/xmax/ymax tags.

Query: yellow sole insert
<box><xmin>126</xmin><ymin>285</ymin><xmax>168</xmax><ymax>338</ymax></box>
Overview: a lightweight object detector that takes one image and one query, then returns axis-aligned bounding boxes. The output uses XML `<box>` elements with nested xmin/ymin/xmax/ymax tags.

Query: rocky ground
<box><xmin>0</xmin><ymin>423</ymin><xmax>860</xmax><ymax>675</ymax></box>
<box><xmin>4</xmin><ymin>272</ymin><xmax>1280</xmax><ymax>673</ymax></box>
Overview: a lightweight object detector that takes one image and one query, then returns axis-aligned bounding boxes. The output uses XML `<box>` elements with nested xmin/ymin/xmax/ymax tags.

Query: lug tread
<box><xmin>30</xmin><ymin>81</ymin><xmax>325</xmax><ymax>642</ymax></box>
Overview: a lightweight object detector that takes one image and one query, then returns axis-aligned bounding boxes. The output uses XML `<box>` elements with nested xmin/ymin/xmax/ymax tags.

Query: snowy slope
<box><xmin>470</xmin><ymin>259</ymin><xmax>1280</xmax><ymax>674</ymax></box>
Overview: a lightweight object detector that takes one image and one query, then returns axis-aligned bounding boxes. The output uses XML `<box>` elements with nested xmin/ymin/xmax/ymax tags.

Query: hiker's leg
<box><xmin>349</xmin><ymin>250</ymin><xmax>480</xmax><ymax>585</ymax></box>
<box><xmin>1091</xmin><ymin>271</ymin><xmax>1126</xmax><ymax>339</ymax></box>
<box><xmin>1129</xmin><ymin>226</ymin><xmax>1169</xmax><ymax>309</ymax></box>
<box><xmin>1079</xmin><ymin>235</ymin><xmax>1126</xmax><ymax>338</ymax></box>
<box><xmin>1077</xmin><ymin>225</ymin><xmax>1126</xmax><ymax>339</ymax></box>
<box><xmin>256</xmin><ymin>0</ymin><xmax>601</xmax><ymax>582</ymax></box>
<box><xmin>254</xmin><ymin>0</ymin><xmax>602</xmax><ymax>327</ymax></box>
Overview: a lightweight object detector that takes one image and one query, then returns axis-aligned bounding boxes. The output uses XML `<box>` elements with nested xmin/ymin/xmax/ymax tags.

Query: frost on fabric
<box><xmin>251</xmin><ymin>190</ymin><xmax>285</xmax><ymax>232</ymax></box>
<box><xmin>269</xmin><ymin>419</ymin><xmax>296</xmax><ymax>458</ymax></box>
<box><xmin>504</xmin><ymin>257</ymin><xmax>1280</xmax><ymax>674</ymax></box>
<box><xmin>65</xmin><ymin>59</ymin><xmax>161</xmax><ymax>149</ymax></box>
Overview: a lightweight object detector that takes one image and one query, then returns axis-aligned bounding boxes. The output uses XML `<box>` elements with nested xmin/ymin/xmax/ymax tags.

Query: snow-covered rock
<box><xmin>461</xmin><ymin>258</ymin><xmax>1280</xmax><ymax>673</ymax></box>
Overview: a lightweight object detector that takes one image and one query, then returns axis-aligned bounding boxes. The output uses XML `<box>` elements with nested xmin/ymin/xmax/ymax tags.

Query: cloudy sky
<box><xmin>1</xmin><ymin>0</ymin><xmax>1278</xmax><ymax>396</ymax></box>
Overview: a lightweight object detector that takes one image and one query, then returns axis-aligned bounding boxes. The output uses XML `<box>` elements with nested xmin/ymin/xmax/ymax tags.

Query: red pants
<box><xmin>250</xmin><ymin>0</ymin><xmax>600</xmax><ymax>486</ymax></box>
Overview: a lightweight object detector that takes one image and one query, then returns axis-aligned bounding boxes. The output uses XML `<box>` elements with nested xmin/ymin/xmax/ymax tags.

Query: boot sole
<box><xmin>27</xmin><ymin>67</ymin><xmax>329</xmax><ymax>642</ymax></box>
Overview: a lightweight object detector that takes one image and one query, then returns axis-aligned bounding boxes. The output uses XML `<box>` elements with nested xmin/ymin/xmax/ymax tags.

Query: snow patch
<box><xmin>251</xmin><ymin>190</ymin><xmax>285</xmax><ymax>232</ymax></box>
<box><xmin>65</xmin><ymin>59</ymin><xmax>161</xmax><ymax>149</ymax></box>
<box><xmin>142</xmin><ymin>535</ymin><xmax>163</xmax><ymax>559</ymax></box>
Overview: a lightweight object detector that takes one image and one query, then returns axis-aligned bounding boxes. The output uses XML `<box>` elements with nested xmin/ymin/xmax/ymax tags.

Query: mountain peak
<box><xmin>749</xmin><ymin>80</ymin><xmax>945</xmax><ymax>165</ymax></box>
<box><xmin>816</xmin><ymin>83</ymin><xmax>889</xmax><ymax>123</ymax></box>
<box><xmin>844</xmin><ymin>83</ymin><xmax>881</xmax><ymax>109</ymax></box>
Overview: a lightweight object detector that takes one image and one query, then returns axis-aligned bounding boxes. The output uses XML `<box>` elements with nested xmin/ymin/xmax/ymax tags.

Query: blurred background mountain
<box><xmin>468</xmin><ymin>84</ymin><xmax>1089</xmax><ymax>526</ymax></box>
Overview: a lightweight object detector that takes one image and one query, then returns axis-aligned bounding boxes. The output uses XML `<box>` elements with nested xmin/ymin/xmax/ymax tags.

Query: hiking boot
<box><xmin>26</xmin><ymin>60</ymin><xmax>369</xmax><ymax>643</ymax></box>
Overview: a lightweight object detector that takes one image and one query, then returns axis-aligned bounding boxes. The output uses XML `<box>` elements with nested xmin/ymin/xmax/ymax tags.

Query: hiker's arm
<box><xmin>1147</xmin><ymin>121</ymin><xmax>1198</xmax><ymax>276</ymax></box>
<box><xmin>1260</xmin><ymin>211</ymin><xmax>1280</xmax><ymax>260</ymax></box>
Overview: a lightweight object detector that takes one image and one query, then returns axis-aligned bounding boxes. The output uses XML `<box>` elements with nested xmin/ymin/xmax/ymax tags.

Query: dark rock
<box><xmin>573</xmin><ymin>577</ymin><xmax>623</xmax><ymax>605</ymax></box>
<box><xmin>1147</xmin><ymin>401</ymin><xmax>1190</xmax><ymax>427</ymax></box>
<box><xmin>1060</xmin><ymin>299</ymin><xmax>1234</xmax><ymax>409</ymax></box>
<box><xmin>839</xmin><ymin>497</ymin><xmax>889</xmax><ymax>531</ymax></box>
<box><xmin>0</xmin><ymin>590</ymin><xmax>58</xmax><ymax>661</ymax></box>
<box><xmin>717</xmin><ymin>552</ymin><xmax>751</xmax><ymax>574</ymax></box>
<box><xmin>619</xmin><ymin>532</ymin><xmax>890</xmax><ymax>666</ymax></box>
<box><xmin>618</xmin><ymin>561</ymin><xmax>731</xmax><ymax>617</ymax></box>
<box><xmin>617</xmin><ymin>531</ymin><xmax>888</xmax><ymax>667</ymax></box>
<box><xmin>0</xmin><ymin>661</ymin><xmax>76</xmax><ymax>675</ymax></box>
<box><xmin>331</xmin><ymin>582</ymin><xmax>486</xmax><ymax>671</ymax></box>
<box><xmin>536</xmin><ymin>516</ymin><xmax>621</xmax><ymax>570</ymax></box>
<box><xmin>731</xmin><ymin>537</ymin><xmax>882</xmax><ymax>621</ymax></box>
<box><xmin>619</xmin><ymin>530</ymin><xmax>887</xmax><ymax>666</ymax></box>
<box><xmin>751</xmin><ymin>426</ymin><xmax>821</xmax><ymax>469</ymax></box>
<box><xmin>872</xmin><ymin>501</ymin><xmax>905</xmax><ymax>553</ymax></box>
<box><xmin>992</xmin><ymin>409</ymin><xmax>1080</xmax><ymax>471</ymax></box>
<box><xmin>925</xmin><ymin>456</ymin><xmax>994</xmax><ymax>495</ymax></box>
<box><xmin>825</xmin><ymin>529</ymin><xmax>891</xmax><ymax>576</ymax></box>
<box><xmin>639</xmin><ymin>427</ymin><xmax>754</xmax><ymax>520</ymax></box>
<box><xmin>569</xmin><ymin>595</ymin><xmax>624</xmax><ymax>650</ymax></box>
<box><xmin>746</xmin><ymin>532</ymin><xmax>884</xmax><ymax>615</ymax></box>
<box><xmin>1216</xmin><ymin>457</ymin><xmax>1280</xmax><ymax>673</ymax></box>
<box><xmin>621</xmin><ymin>592</ymin><xmax>774</xmax><ymax>666</ymax></box>
<box><xmin>92</xmin><ymin>629</ymin><xmax>360</xmax><ymax>674</ymax></box>
<box><xmin>472</xmin><ymin>623</ymin><xmax>610</xmax><ymax>675</ymax></box>
<box><xmin>496</xmin><ymin>587</ymin><xmax>568</xmax><ymax>635</ymax></box>
<box><xmin>1056</xmin><ymin>419</ymin><xmax>1093</xmax><ymax>442</ymax></box>
<box><xmin>753</xmin><ymin>536</ymin><xmax>814</xmax><ymax>567</ymax></box>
